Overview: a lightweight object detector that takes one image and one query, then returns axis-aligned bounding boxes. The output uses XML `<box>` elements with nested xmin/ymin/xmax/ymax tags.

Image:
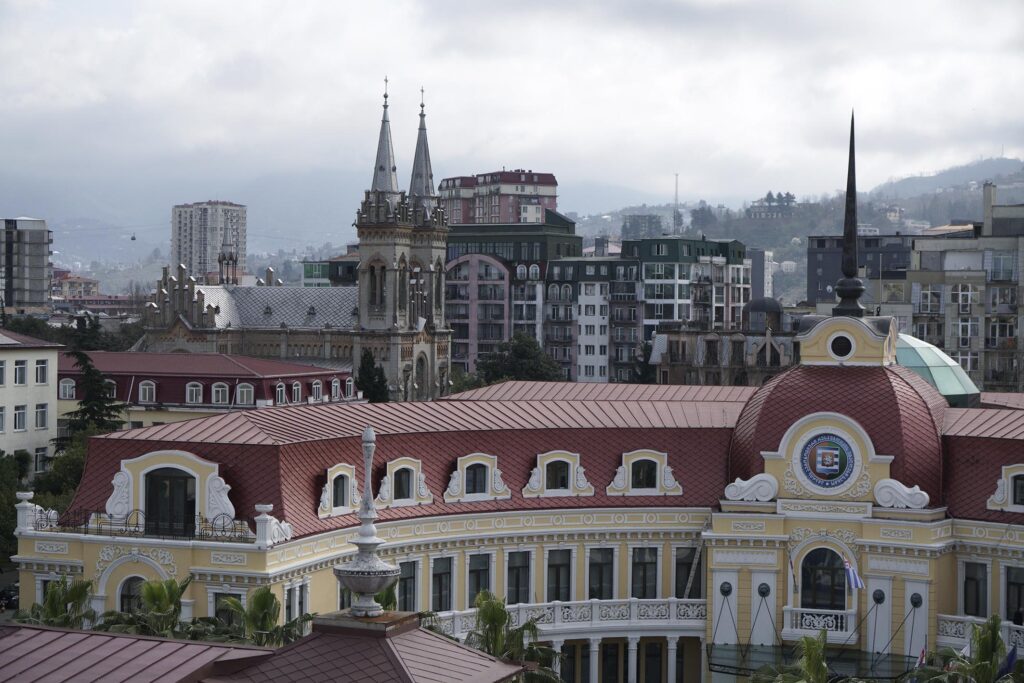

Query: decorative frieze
<box><xmin>866</xmin><ymin>556</ymin><xmax>929</xmax><ymax>576</ymax></box>
<box><xmin>731</xmin><ymin>521</ymin><xmax>766</xmax><ymax>532</ymax></box>
<box><xmin>210</xmin><ymin>552</ymin><xmax>248</xmax><ymax>566</ymax></box>
<box><xmin>778</xmin><ymin>500</ymin><xmax>871</xmax><ymax>518</ymax></box>
<box><xmin>34</xmin><ymin>541</ymin><xmax>68</xmax><ymax>555</ymax></box>
<box><xmin>879</xmin><ymin>528</ymin><xmax>913</xmax><ymax>540</ymax></box>
<box><xmin>96</xmin><ymin>545</ymin><xmax>178</xmax><ymax>577</ymax></box>
<box><xmin>714</xmin><ymin>549</ymin><xmax>777</xmax><ymax>566</ymax></box>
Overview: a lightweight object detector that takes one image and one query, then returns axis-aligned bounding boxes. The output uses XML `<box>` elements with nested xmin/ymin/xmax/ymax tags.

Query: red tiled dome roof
<box><xmin>729</xmin><ymin>364</ymin><xmax>948</xmax><ymax>501</ymax></box>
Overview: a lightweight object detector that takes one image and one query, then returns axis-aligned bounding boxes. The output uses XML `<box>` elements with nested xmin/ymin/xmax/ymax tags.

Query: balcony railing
<box><xmin>35</xmin><ymin>508</ymin><xmax>256</xmax><ymax>543</ymax></box>
<box><xmin>431</xmin><ymin>597</ymin><xmax>707</xmax><ymax>639</ymax></box>
<box><xmin>782</xmin><ymin>607</ymin><xmax>858</xmax><ymax>643</ymax></box>
<box><xmin>937</xmin><ymin>614</ymin><xmax>1024</xmax><ymax>650</ymax></box>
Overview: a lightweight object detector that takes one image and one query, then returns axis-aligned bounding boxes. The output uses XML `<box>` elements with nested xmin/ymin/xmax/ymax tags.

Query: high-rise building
<box><xmin>170</xmin><ymin>201</ymin><xmax>247</xmax><ymax>284</ymax></box>
<box><xmin>439</xmin><ymin>170</ymin><xmax>557</xmax><ymax>224</ymax></box>
<box><xmin>1</xmin><ymin>218</ymin><xmax>52</xmax><ymax>313</ymax></box>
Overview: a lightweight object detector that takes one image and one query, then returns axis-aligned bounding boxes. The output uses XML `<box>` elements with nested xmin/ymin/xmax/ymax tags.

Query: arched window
<box><xmin>547</xmin><ymin>284</ymin><xmax>559</xmax><ymax>301</ymax></box>
<box><xmin>369</xmin><ymin>265</ymin><xmax>378</xmax><ymax>306</ymax></box>
<box><xmin>275</xmin><ymin>383</ymin><xmax>286</xmax><ymax>404</ymax></box>
<box><xmin>144</xmin><ymin>467</ymin><xmax>196</xmax><ymax>538</ymax></box>
<box><xmin>562</xmin><ymin>284</ymin><xmax>572</xmax><ymax>301</ymax></box>
<box><xmin>291</xmin><ymin>382</ymin><xmax>302</xmax><ymax>403</ymax></box>
<box><xmin>311</xmin><ymin>380</ymin><xmax>323</xmax><ymax>401</ymax></box>
<box><xmin>59</xmin><ymin>378</ymin><xmax>76</xmax><ymax>400</ymax></box>
<box><xmin>345</xmin><ymin>377</ymin><xmax>354</xmax><ymax>398</ymax></box>
<box><xmin>332</xmin><ymin>474</ymin><xmax>348</xmax><ymax>508</ymax></box>
<box><xmin>185</xmin><ymin>382</ymin><xmax>202</xmax><ymax>404</ymax></box>
<box><xmin>546</xmin><ymin>460</ymin><xmax>569</xmax><ymax>490</ymax></box>
<box><xmin>211</xmin><ymin>382</ymin><xmax>229</xmax><ymax>405</ymax></box>
<box><xmin>631</xmin><ymin>459</ymin><xmax>657</xmax><ymax>489</ymax></box>
<box><xmin>465</xmin><ymin>463</ymin><xmax>488</xmax><ymax>495</ymax></box>
<box><xmin>236</xmin><ymin>383</ymin><xmax>254</xmax><ymax>405</ymax></box>
<box><xmin>800</xmin><ymin>548</ymin><xmax>846</xmax><ymax>611</ymax></box>
<box><xmin>394</xmin><ymin>468</ymin><xmax>413</xmax><ymax>500</ymax></box>
<box><xmin>138</xmin><ymin>380</ymin><xmax>156</xmax><ymax>404</ymax></box>
<box><xmin>120</xmin><ymin>576</ymin><xmax>145</xmax><ymax>613</ymax></box>
<box><xmin>516</xmin><ymin>264</ymin><xmax>527</xmax><ymax>279</ymax></box>
<box><xmin>529</xmin><ymin>264</ymin><xmax>540</xmax><ymax>280</ymax></box>
<box><xmin>104</xmin><ymin>379</ymin><xmax>118</xmax><ymax>399</ymax></box>
<box><xmin>331</xmin><ymin>378</ymin><xmax>341</xmax><ymax>400</ymax></box>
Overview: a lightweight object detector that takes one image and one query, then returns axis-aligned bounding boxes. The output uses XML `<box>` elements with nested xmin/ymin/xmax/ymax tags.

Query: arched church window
<box><xmin>800</xmin><ymin>548</ymin><xmax>846</xmax><ymax>611</ymax></box>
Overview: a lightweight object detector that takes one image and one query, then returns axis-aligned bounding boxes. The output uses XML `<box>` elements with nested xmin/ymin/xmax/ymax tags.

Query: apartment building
<box><xmin>170</xmin><ymin>201</ymin><xmax>247</xmax><ymax>284</ymax></box>
<box><xmin>0</xmin><ymin>330</ymin><xmax>61</xmax><ymax>474</ymax></box>
<box><xmin>1</xmin><ymin>218</ymin><xmax>52</xmax><ymax>313</ymax></box>
<box><xmin>439</xmin><ymin>170</ymin><xmax>557</xmax><ymax>225</ymax></box>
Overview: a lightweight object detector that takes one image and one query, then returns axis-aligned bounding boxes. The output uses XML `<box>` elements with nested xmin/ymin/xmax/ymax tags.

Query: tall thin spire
<box><xmin>370</xmin><ymin>77</ymin><xmax>400</xmax><ymax>198</ymax></box>
<box><xmin>408</xmin><ymin>86</ymin><xmax>435</xmax><ymax>215</ymax></box>
<box><xmin>832</xmin><ymin>111</ymin><xmax>865</xmax><ymax>318</ymax></box>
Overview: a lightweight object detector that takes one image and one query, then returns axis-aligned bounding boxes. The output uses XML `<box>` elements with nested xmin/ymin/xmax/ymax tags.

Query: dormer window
<box><xmin>465</xmin><ymin>463</ymin><xmax>487</xmax><ymax>495</ymax></box>
<box><xmin>138</xmin><ymin>380</ymin><xmax>156</xmax><ymax>404</ymax></box>
<box><xmin>291</xmin><ymin>382</ymin><xmax>301</xmax><ymax>403</ymax></box>
<box><xmin>311</xmin><ymin>380</ymin><xmax>323</xmax><ymax>402</ymax></box>
<box><xmin>331</xmin><ymin>378</ymin><xmax>341</xmax><ymax>400</ymax></box>
<box><xmin>211</xmin><ymin>382</ymin><xmax>229</xmax><ymax>405</ymax></box>
<box><xmin>264</xmin><ymin>305</ymin><xmax>272</xmax><ymax>315</ymax></box>
<box><xmin>1014</xmin><ymin>475</ymin><xmax>1024</xmax><ymax>506</ymax></box>
<box><xmin>333</xmin><ymin>474</ymin><xmax>348</xmax><ymax>507</ymax></box>
<box><xmin>345</xmin><ymin>378</ymin><xmax>354</xmax><ymax>398</ymax></box>
<box><xmin>394</xmin><ymin>468</ymin><xmax>412</xmax><ymax>500</ymax></box>
<box><xmin>275</xmin><ymin>383</ymin><xmax>286</xmax><ymax>404</ymax></box>
<box><xmin>318</xmin><ymin>463</ymin><xmax>358</xmax><ymax>518</ymax></box>
<box><xmin>236</xmin><ymin>383</ymin><xmax>254</xmax><ymax>405</ymax></box>
<box><xmin>631</xmin><ymin>459</ymin><xmax>657</xmax><ymax>489</ymax></box>
<box><xmin>545</xmin><ymin>460</ymin><xmax>569</xmax><ymax>491</ymax></box>
<box><xmin>185</xmin><ymin>382</ymin><xmax>203</xmax><ymax>405</ymax></box>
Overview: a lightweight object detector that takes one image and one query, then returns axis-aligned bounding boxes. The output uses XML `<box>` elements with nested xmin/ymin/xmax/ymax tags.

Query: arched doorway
<box><xmin>800</xmin><ymin>547</ymin><xmax>846</xmax><ymax>611</ymax></box>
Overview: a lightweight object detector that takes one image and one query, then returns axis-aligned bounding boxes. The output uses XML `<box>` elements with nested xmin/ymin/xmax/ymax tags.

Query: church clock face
<box><xmin>799</xmin><ymin>433</ymin><xmax>856</xmax><ymax>490</ymax></box>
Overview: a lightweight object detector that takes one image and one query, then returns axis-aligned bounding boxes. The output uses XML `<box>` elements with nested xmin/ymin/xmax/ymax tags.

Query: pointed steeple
<box><xmin>409</xmin><ymin>87</ymin><xmax>435</xmax><ymax>215</ymax></box>
<box><xmin>370</xmin><ymin>77</ymin><xmax>400</xmax><ymax>197</ymax></box>
<box><xmin>832</xmin><ymin>112</ymin><xmax>865</xmax><ymax>318</ymax></box>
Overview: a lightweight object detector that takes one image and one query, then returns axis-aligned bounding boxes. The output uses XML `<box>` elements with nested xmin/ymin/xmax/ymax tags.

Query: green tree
<box><xmin>631</xmin><ymin>341</ymin><xmax>656</xmax><ymax>384</ymax></box>
<box><xmin>355</xmin><ymin>349</ymin><xmax>390</xmax><ymax>403</ymax></box>
<box><xmin>912</xmin><ymin>614</ymin><xmax>1024</xmax><ymax>683</ymax></box>
<box><xmin>220</xmin><ymin>586</ymin><xmax>314</xmax><ymax>647</ymax></box>
<box><xmin>0</xmin><ymin>450</ymin><xmax>31</xmax><ymax>564</ymax></box>
<box><xmin>60</xmin><ymin>349</ymin><xmax>124</xmax><ymax>444</ymax></box>
<box><xmin>96</xmin><ymin>576</ymin><xmax>193</xmax><ymax>638</ymax></box>
<box><xmin>752</xmin><ymin>630</ymin><xmax>862</xmax><ymax>683</ymax></box>
<box><xmin>14</xmin><ymin>575</ymin><xmax>97</xmax><ymax>629</ymax></box>
<box><xmin>464</xmin><ymin>591</ymin><xmax>559</xmax><ymax>682</ymax></box>
<box><xmin>375</xmin><ymin>583</ymin><xmax>397</xmax><ymax>612</ymax></box>
<box><xmin>33</xmin><ymin>429</ymin><xmax>92</xmax><ymax>512</ymax></box>
<box><xmin>474</xmin><ymin>333</ymin><xmax>564</xmax><ymax>386</ymax></box>
<box><xmin>765</xmin><ymin>190</ymin><xmax>776</xmax><ymax>206</ymax></box>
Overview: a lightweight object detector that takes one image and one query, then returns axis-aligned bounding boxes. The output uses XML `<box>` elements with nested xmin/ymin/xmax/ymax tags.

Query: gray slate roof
<box><xmin>198</xmin><ymin>285</ymin><xmax>359</xmax><ymax>330</ymax></box>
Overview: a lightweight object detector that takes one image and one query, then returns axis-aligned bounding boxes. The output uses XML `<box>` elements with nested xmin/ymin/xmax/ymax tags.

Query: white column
<box><xmin>666</xmin><ymin>637</ymin><xmax>678</xmax><ymax>683</ymax></box>
<box><xmin>551</xmin><ymin>639</ymin><xmax>564</xmax><ymax>677</ymax></box>
<box><xmin>627</xmin><ymin>636</ymin><xmax>640</xmax><ymax>683</ymax></box>
<box><xmin>589</xmin><ymin>637</ymin><xmax>601</xmax><ymax>683</ymax></box>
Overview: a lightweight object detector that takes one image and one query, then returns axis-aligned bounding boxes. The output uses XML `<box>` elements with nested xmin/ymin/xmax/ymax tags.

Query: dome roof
<box><xmin>729</xmin><ymin>364</ymin><xmax>948</xmax><ymax>501</ymax></box>
<box><xmin>742</xmin><ymin>297</ymin><xmax>783</xmax><ymax>315</ymax></box>
<box><xmin>896</xmin><ymin>333</ymin><xmax>980</xmax><ymax>408</ymax></box>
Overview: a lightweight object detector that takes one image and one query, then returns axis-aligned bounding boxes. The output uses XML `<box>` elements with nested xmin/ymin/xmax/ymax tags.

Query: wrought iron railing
<box><xmin>36</xmin><ymin>508</ymin><xmax>255</xmax><ymax>543</ymax></box>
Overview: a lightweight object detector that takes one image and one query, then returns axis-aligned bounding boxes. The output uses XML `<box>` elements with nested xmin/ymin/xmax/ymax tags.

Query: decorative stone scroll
<box><xmin>724</xmin><ymin>473</ymin><xmax>779</xmax><ymax>502</ymax></box>
<box><xmin>873</xmin><ymin>478</ymin><xmax>929</xmax><ymax>509</ymax></box>
<box><xmin>206</xmin><ymin>475</ymin><xmax>236</xmax><ymax>519</ymax></box>
<box><xmin>106</xmin><ymin>471</ymin><xmax>132</xmax><ymax>517</ymax></box>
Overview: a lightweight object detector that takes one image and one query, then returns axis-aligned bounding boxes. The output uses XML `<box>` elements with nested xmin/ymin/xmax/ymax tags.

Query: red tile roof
<box><xmin>206</xmin><ymin>620</ymin><xmax>520</xmax><ymax>683</ymax></box>
<box><xmin>943</xmin><ymin>408</ymin><xmax>1024</xmax><ymax>439</ymax></box>
<box><xmin>58</xmin><ymin>351</ymin><xmax>345</xmax><ymax>379</ymax></box>
<box><xmin>446</xmin><ymin>380</ymin><xmax>757</xmax><ymax>403</ymax></box>
<box><xmin>0</xmin><ymin>624</ymin><xmax>269</xmax><ymax>683</ymax></box>
<box><xmin>729</xmin><ymin>365</ymin><xmax>947</xmax><ymax>502</ymax></box>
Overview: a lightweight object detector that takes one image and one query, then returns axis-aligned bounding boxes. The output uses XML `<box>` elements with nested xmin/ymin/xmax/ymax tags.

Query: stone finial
<box><xmin>333</xmin><ymin>425</ymin><xmax>399</xmax><ymax>617</ymax></box>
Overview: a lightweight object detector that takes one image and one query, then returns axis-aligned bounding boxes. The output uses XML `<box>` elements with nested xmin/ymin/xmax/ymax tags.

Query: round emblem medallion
<box><xmin>799</xmin><ymin>433</ymin><xmax>855</xmax><ymax>489</ymax></box>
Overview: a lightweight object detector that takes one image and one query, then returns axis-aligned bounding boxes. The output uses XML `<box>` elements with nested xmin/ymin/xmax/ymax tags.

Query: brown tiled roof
<box><xmin>446</xmin><ymin>380</ymin><xmax>757</xmax><ymax>403</ymax></box>
<box><xmin>0</xmin><ymin>329</ymin><xmax>64</xmax><ymax>349</ymax></box>
<box><xmin>981</xmin><ymin>392</ymin><xmax>1024</xmax><ymax>411</ymax></box>
<box><xmin>944</xmin><ymin>433</ymin><xmax>1024</xmax><ymax>523</ymax></box>
<box><xmin>943</xmin><ymin>408</ymin><xmax>1024</xmax><ymax>439</ymax></box>
<box><xmin>729</xmin><ymin>365</ymin><xmax>947</xmax><ymax>502</ymax></box>
<box><xmin>0</xmin><ymin>624</ymin><xmax>269</xmax><ymax>682</ymax></box>
<box><xmin>205</xmin><ymin>623</ymin><xmax>520</xmax><ymax>683</ymax></box>
<box><xmin>58</xmin><ymin>351</ymin><xmax>345</xmax><ymax>379</ymax></box>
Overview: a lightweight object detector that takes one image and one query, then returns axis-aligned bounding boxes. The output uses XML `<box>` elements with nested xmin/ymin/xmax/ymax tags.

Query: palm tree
<box><xmin>96</xmin><ymin>576</ymin><xmax>193</xmax><ymax>638</ymax></box>
<box><xmin>375</xmin><ymin>583</ymin><xmax>397</xmax><ymax>612</ymax></box>
<box><xmin>912</xmin><ymin>614</ymin><xmax>1023</xmax><ymax>683</ymax></box>
<box><xmin>14</xmin><ymin>575</ymin><xmax>96</xmax><ymax>629</ymax></box>
<box><xmin>220</xmin><ymin>585</ymin><xmax>314</xmax><ymax>647</ymax></box>
<box><xmin>463</xmin><ymin>591</ymin><xmax>559</xmax><ymax>683</ymax></box>
<box><xmin>752</xmin><ymin>630</ymin><xmax>863</xmax><ymax>683</ymax></box>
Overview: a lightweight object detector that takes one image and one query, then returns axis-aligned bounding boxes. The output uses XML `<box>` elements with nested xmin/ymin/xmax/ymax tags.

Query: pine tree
<box><xmin>60</xmin><ymin>350</ymin><xmax>123</xmax><ymax>445</ymax></box>
<box><xmin>355</xmin><ymin>349</ymin><xmax>390</xmax><ymax>403</ymax></box>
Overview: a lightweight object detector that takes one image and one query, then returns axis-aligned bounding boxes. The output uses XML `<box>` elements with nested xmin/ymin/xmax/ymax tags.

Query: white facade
<box><xmin>0</xmin><ymin>334</ymin><xmax>59</xmax><ymax>475</ymax></box>
<box><xmin>170</xmin><ymin>202</ymin><xmax>247</xmax><ymax>283</ymax></box>
<box><xmin>576</xmin><ymin>280</ymin><xmax>610</xmax><ymax>382</ymax></box>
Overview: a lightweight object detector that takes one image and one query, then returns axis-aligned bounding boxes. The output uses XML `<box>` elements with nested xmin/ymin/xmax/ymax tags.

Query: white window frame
<box><xmin>627</xmin><ymin>543</ymin><xmax>661</xmax><ymax>600</ymax></box>
<box><xmin>466</xmin><ymin>550</ymin><xmax>496</xmax><ymax>607</ymax></box>
<box><xmin>345</xmin><ymin>377</ymin><xmax>354</xmax><ymax>398</ymax></box>
<box><xmin>35</xmin><ymin>359</ymin><xmax>48</xmax><ymax>384</ymax></box>
<box><xmin>397</xmin><ymin>558</ymin><xmax>422</xmax><ymax>612</ymax></box>
<box><xmin>311</xmin><ymin>380</ymin><xmax>323</xmax><ymax>402</ymax></box>
<box><xmin>138</xmin><ymin>380</ymin><xmax>156</xmax><ymax>404</ymax></box>
<box><xmin>236</xmin><ymin>383</ymin><xmax>254</xmax><ymax>405</ymax></box>
<box><xmin>59</xmin><ymin>378</ymin><xmax>76</xmax><ymax>400</ymax></box>
<box><xmin>430</xmin><ymin>554</ymin><xmax>457</xmax><ymax>613</ymax></box>
<box><xmin>584</xmin><ymin>544</ymin><xmax>618</xmax><ymax>601</ymax></box>
<box><xmin>331</xmin><ymin>378</ymin><xmax>341</xmax><ymax>401</ymax></box>
<box><xmin>958</xmin><ymin>556</ymin><xmax>992</xmax><ymax>618</ymax></box>
<box><xmin>504</xmin><ymin>548</ymin><xmax>535</xmax><ymax>605</ymax></box>
<box><xmin>185</xmin><ymin>382</ymin><xmax>203</xmax><ymax>405</ymax></box>
<box><xmin>14</xmin><ymin>405</ymin><xmax>27</xmax><ymax>431</ymax></box>
<box><xmin>211</xmin><ymin>382</ymin><xmax>229</xmax><ymax>405</ymax></box>
<box><xmin>14</xmin><ymin>360</ymin><xmax>27</xmax><ymax>385</ymax></box>
<box><xmin>34</xmin><ymin>403</ymin><xmax>47</xmax><ymax>430</ymax></box>
<box><xmin>103</xmin><ymin>379</ymin><xmax>117</xmax><ymax>399</ymax></box>
<box><xmin>275</xmin><ymin>383</ymin><xmax>286</xmax><ymax>404</ymax></box>
<box><xmin>291</xmin><ymin>381</ymin><xmax>302</xmax><ymax>403</ymax></box>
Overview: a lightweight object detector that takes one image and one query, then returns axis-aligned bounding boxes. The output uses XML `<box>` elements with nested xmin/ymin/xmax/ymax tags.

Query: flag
<box><xmin>916</xmin><ymin>645</ymin><xmax>927</xmax><ymax>669</ymax></box>
<box><xmin>844</xmin><ymin>556</ymin><xmax>865</xmax><ymax>590</ymax></box>
<box><xmin>789</xmin><ymin>553</ymin><xmax>798</xmax><ymax>592</ymax></box>
<box><xmin>998</xmin><ymin>645</ymin><xmax>1017</xmax><ymax>678</ymax></box>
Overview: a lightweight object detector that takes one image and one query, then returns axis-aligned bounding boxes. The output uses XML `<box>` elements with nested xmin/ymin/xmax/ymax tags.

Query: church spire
<box><xmin>370</xmin><ymin>77</ymin><xmax>400</xmax><ymax>197</ymax></box>
<box><xmin>832</xmin><ymin>112</ymin><xmax>865</xmax><ymax>318</ymax></box>
<box><xmin>408</xmin><ymin>87</ymin><xmax>435</xmax><ymax>215</ymax></box>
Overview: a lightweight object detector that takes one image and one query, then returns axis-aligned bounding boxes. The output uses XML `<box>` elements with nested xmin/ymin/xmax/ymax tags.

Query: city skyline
<box><xmin>0</xmin><ymin>0</ymin><xmax>1021</xmax><ymax>246</ymax></box>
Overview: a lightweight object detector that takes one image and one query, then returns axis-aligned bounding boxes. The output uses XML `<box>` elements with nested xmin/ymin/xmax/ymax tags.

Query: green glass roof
<box><xmin>896</xmin><ymin>333</ymin><xmax>980</xmax><ymax>407</ymax></box>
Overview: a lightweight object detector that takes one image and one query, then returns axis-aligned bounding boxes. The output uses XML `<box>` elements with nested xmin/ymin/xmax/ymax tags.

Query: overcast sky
<box><xmin>1</xmin><ymin>0</ymin><xmax>1022</xmax><ymax>237</ymax></box>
